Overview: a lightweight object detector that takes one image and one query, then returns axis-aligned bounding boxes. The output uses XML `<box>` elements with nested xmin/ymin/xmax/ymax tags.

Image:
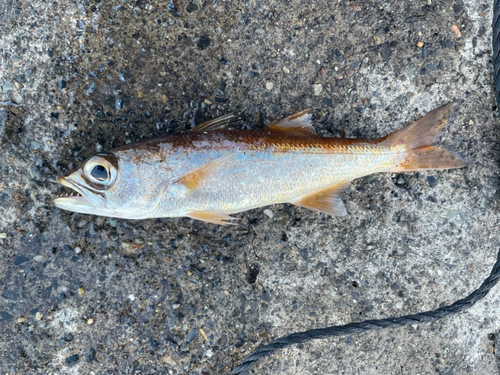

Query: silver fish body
<box><xmin>55</xmin><ymin>102</ymin><xmax>466</xmax><ymax>225</ymax></box>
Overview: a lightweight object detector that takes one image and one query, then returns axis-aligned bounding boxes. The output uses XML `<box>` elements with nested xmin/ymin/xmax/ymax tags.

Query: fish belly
<box><xmin>183</xmin><ymin>149</ymin><xmax>398</xmax><ymax>214</ymax></box>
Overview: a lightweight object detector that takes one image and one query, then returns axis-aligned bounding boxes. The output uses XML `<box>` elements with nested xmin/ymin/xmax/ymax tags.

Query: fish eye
<box><xmin>91</xmin><ymin>164</ymin><xmax>109</xmax><ymax>181</ymax></box>
<box><xmin>83</xmin><ymin>154</ymin><xmax>117</xmax><ymax>187</ymax></box>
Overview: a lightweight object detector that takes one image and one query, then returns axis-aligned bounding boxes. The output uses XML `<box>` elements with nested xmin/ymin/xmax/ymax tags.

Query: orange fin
<box><xmin>394</xmin><ymin>146</ymin><xmax>467</xmax><ymax>172</ymax></box>
<box><xmin>175</xmin><ymin>154</ymin><xmax>234</xmax><ymax>190</ymax></box>
<box><xmin>188</xmin><ymin>211</ymin><xmax>238</xmax><ymax>225</ymax></box>
<box><xmin>380</xmin><ymin>100</ymin><xmax>469</xmax><ymax>172</ymax></box>
<box><xmin>381</xmin><ymin>100</ymin><xmax>463</xmax><ymax>149</ymax></box>
<box><xmin>190</xmin><ymin>113</ymin><xmax>238</xmax><ymax>132</ymax></box>
<box><xmin>294</xmin><ymin>182</ymin><xmax>349</xmax><ymax>217</ymax></box>
<box><xmin>269</xmin><ymin>110</ymin><xmax>318</xmax><ymax>136</ymax></box>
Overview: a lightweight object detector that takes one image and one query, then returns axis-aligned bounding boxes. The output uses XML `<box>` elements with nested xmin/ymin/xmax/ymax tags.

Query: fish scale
<box><xmin>179</xmin><ymin>151</ymin><xmax>393</xmax><ymax>213</ymax></box>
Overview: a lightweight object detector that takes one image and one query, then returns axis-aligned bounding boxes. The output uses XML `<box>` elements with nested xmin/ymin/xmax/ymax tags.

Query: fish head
<box><xmin>54</xmin><ymin>152</ymin><xmax>144</xmax><ymax>218</ymax></box>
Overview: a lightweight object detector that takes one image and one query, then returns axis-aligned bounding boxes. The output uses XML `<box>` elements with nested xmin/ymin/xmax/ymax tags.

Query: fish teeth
<box><xmin>57</xmin><ymin>190</ymin><xmax>83</xmax><ymax>198</ymax></box>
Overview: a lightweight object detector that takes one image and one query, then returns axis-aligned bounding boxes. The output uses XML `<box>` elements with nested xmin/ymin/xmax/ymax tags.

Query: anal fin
<box><xmin>188</xmin><ymin>211</ymin><xmax>238</xmax><ymax>225</ymax></box>
<box><xmin>294</xmin><ymin>182</ymin><xmax>349</xmax><ymax>217</ymax></box>
<box><xmin>175</xmin><ymin>153</ymin><xmax>234</xmax><ymax>190</ymax></box>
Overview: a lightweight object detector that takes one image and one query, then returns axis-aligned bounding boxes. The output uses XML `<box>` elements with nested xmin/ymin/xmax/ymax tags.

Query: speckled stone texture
<box><xmin>0</xmin><ymin>0</ymin><xmax>499</xmax><ymax>374</ymax></box>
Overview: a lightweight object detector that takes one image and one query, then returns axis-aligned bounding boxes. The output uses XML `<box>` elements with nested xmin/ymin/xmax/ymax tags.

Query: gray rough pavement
<box><xmin>1</xmin><ymin>0</ymin><xmax>500</xmax><ymax>374</ymax></box>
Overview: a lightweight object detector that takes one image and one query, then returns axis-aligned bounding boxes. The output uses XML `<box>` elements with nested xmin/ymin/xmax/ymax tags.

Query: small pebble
<box><xmin>204</xmin><ymin>99</ymin><xmax>212</xmax><ymax>105</ymax></box>
<box><xmin>78</xmin><ymin>287</ymin><xmax>85</xmax><ymax>295</ymax></box>
<box><xmin>30</xmin><ymin>141</ymin><xmax>41</xmax><ymax>151</ymax></box>
<box><xmin>417</xmin><ymin>41</ymin><xmax>424</xmax><ymax>48</ymax></box>
<box><xmin>87</xmin><ymin>318</ymin><xmax>94</xmax><ymax>324</ymax></box>
<box><xmin>128</xmin><ymin>294</ymin><xmax>135</xmax><ymax>301</ymax></box>
<box><xmin>162</xmin><ymin>95</ymin><xmax>168</xmax><ymax>103</ymax></box>
<box><xmin>373</xmin><ymin>35</ymin><xmax>382</xmax><ymax>44</ymax></box>
<box><xmin>121</xmin><ymin>241</ymin><xmax>142</xmax><ymax>255</ymax></box>
<box><xmin>33</xmin><ymin>255</ymin><xmax>43</xmax><ymax>262</ymax></box>
<box><xmin>18</xmin><ymin>317</ymin><xmax>26</xmax><ymax>323</ymax></box>
<box><xmin>199</xmin><ymin>328</ymin><xmax>209</xmax><ymax>341</ymax></box>
<box><xmin>74</xmin><ymin>247</ymin><xmax>82</xmax><ymax>254</ymax></box>
<box><xmin>109</xmin><ymin>219</ymin><xmax>117</xmax><ymax>227</ymax></box>
<box><xmin>65</xmin><ymin>354</ymin><xmax>79</xmax><ymax>367</ymax></box>
<box><xmin>265</xmin><ymin>81</ymin><xmax>274</xmax><ymax>90</ymax></box>
<box><xmin>0</xmin><ymin>233</ymin><xmax>7</xmax><ymax>239</ymax></box>
<box><xmin>283</xmin><ymin>66</ymin><xmax>290</xmax><ymax>74</ymax></box>
<box><xmin>422</xmin><ymin>46</ymin><xmax>428</xmax><ymax>59</ymax></box>
<box><xmin>164</xmin><ymin>356</ymin><xmax>176</xmax><ymax>365</ymax></box>
<box><xmin>451</xmin><ymin>24</ymin><xmax>461</xmax><ymax>38</ymax></box>
<box><xmin>86</xmin><ymin>81</ymin><xmax>96</xmax><ymax>94</ymax></box>
<box><xmin>263</xmin><ymin>209</ymin><xmax>274</xmax><ymax>218</ymax></box>
<box><xmin>427</xmin><ymin>176</ymin><xmax>437</xmax><ymax>187</ymax></box>
<box><xmin>137</xmin><ymin>91</ymin><xmax>144</xmax><ymax>99</ymax></box>
<box><xmin>313</xmin><ymin>83</ymin><xmax>322</xmax><ymax>96</ymax></box>
<box><xmin>2</xmin><ymin>81</ymin><xmax>12</xmax><ymax>93</ymax></box>
<box><xmin>35</xmin><ymin>312</ymin><xmax>43</xmax><ymax>320</ymax></box>
<box><xmin>197</xmin><ymin>34</ymin><xmax>211</xmax><ymax>50</ymax></box>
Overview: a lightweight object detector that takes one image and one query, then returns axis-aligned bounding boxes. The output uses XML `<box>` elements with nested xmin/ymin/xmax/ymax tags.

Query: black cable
<box><xmin>493</xmin><ymin>0</ymin><xmax>500</xmax><ymax>111</ymax></box>
<box><xmin>230</xmin><ymin>249</ymin><xmax>500</xmax><ymax>374</ymax></box>
<box><xmin>229</xmin><ymin>2</ymin><xmax>500</xmax><ymax>373</ymax></box>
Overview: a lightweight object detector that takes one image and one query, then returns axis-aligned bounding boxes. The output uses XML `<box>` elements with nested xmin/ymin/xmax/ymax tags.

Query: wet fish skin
<box><xmin>55</xmin><ymin>101</ymin><xmax>467</xmax><ymax>224</ymax></box>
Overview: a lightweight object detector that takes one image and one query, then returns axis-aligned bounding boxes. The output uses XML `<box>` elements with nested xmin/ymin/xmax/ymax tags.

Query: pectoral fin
<box><xmin>190</xmin><ymin>113</ymin><xmax>238</xmax><ymax>132</ymax></box>
<box><xmin>294</xmin><ymin>182</ymin><xmax>349</xmax><ymax>217</ymax></box>
<box><xmin>175</xmin><ymin>153</ymin><xmax>234</xmax><ymax>190</ymax></box>
<box><xmin>188</xmin><ymin>211</ymin><xmax>238</xmax><ymax>225</ymax></box>
<box><xmin>269</xmin><ymin>110</ymin><xmax>318</xmax><ymax>137</ymax></box>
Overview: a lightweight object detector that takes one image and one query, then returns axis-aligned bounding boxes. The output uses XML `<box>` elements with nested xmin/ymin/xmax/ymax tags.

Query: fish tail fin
<box><xmin>381</xmin><ymin>100</ymin><xmax>469</xmax><ymax>172</ymax></box>
<box><xmin>392</xmin><ymin>145</ymin><xmax>467</xmax><ymax>172</ymax></box>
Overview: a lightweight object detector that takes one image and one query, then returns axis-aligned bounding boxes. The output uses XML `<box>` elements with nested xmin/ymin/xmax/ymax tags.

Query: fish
<box><xmin>55</xmin><ymin>100</ymin><xmax>467</xmax><ymax>225</ymax></box>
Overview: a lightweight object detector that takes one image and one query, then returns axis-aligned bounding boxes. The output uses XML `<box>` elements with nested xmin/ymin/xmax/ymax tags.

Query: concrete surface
<box><xmin>1</xmin><ymin>0</ymin><xmax>500</xmax><ymax>374</ymax></box>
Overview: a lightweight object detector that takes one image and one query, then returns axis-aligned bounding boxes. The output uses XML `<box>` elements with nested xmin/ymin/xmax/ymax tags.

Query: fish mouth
<box><xmin>54</xmin><ymin>177</ymin><xmax>93</xmax><ymax>209</ymax></box>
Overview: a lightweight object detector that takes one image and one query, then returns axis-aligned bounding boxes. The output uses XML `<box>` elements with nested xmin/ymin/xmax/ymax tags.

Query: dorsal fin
<box><xmin>268</xmin><ymin>110</ymin><xmax>317</xmax><ymax>136</ymax></box>
<box><xmin>190</xmin><ymin>113</ymin><xmax>238</xmax><ymax>132</ymax></box>
<box><xmin>294</xmin><ymin>182</ymin><xmax>349</xmax><ymax>217</ymax></box>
